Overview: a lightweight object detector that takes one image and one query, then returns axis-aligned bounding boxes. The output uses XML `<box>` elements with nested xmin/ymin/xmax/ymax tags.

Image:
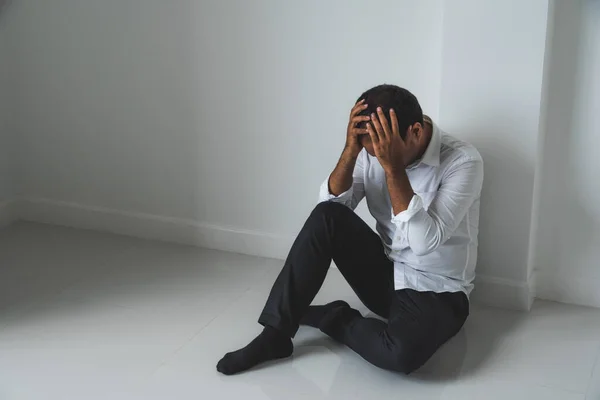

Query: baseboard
<box><xmin>470</xmin><ymin>274</ymin><xmax>533</xmax><ymax>311</ymax></box>
<box><xmin>527</xmin><ymin>269</ymin><xmax>537</xmax><ymax>310</ymax></box>
<box><xmin>536</xmin><ymin>271</ymin><xmax>600</xmax><ymax>309</ymax></box>
<box><xmin>16</xmin><ymin>197</ymin><xmax>533</xmax><ymax>310</ymax></box>
<box><xmin>0</xmin><ymin>199</ymin><xmax>17</xmax><ymax>229</ymax></box>
<box><xmin>18</xmin><ymin>198</ymin><xmax>296</xmax><ymax>260</ymax></box>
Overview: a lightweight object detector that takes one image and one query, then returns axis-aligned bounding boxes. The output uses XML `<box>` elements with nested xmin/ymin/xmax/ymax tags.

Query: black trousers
<box><xmin>258</xmin><ymin>202</ymin><xmax>469</xmax><ymax>374</ymax></box>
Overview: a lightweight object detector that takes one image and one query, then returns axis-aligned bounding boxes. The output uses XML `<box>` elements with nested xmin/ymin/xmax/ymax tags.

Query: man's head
<box><xmin>355</xmin><ymin>85</ymin><xmax>425</xmax><ymax>159</ymax></box>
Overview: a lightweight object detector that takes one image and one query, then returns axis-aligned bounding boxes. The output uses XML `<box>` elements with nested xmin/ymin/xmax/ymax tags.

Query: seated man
<box><xmin>217</xmin><ymin>84</ymin><xmax>483</xmax><ymax>375</ymax></box>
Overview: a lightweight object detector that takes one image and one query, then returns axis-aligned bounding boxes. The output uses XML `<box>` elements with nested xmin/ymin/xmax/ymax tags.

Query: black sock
<box><xmin>216</xmin><ymin>326</ymin><xmax>293</xmax><ymax>375</ymax></box>
<box><xmin>299</xmin><ymin>300</ymin><xmax>350</xmax><ymax>328</ymax></box>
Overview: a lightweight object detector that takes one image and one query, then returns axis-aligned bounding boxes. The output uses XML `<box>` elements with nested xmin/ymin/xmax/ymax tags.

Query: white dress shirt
<box><xmin>319</xmin><ymin>119</ymin><xmax>483</xmax><ymax>296</ymax></box>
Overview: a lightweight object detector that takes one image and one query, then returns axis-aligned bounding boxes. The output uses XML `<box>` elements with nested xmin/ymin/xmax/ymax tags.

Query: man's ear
<box><xmin>412</xmin><ymin>122</ymin><xmax>424</xmax><ymax>138</ymax></box>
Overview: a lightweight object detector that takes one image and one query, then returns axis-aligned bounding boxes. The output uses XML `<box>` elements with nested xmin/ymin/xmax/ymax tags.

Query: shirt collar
<box><xmin>408</xmin><ymin>116</ymin><xmax>440</xmax><ymax>169</ymax></box>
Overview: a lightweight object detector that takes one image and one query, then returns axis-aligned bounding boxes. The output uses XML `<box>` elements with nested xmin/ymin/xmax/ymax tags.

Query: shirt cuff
<box><xmin>319</xmin><ymin>175</ymin><xmax>352</xmax><ymax>203</ymax></box>
<box><xmin>391</xmin><ymin>194</ymin><xmax>424</xmax><ymax>223</ymax></box>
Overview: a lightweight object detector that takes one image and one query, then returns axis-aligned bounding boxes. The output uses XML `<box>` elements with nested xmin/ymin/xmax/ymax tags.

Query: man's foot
<box><xmin>300</xmin><ymin>300</ymin><xmax>350</xmax><ymax>328</ymax></box>
<box><xmin>216</xmin><ymin>326</ymin><xmax>293</xmax><ymax>375</ymax></box>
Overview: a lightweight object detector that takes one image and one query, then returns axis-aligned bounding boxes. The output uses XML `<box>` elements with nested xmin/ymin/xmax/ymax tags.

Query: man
<box><xmin>217</xmin><ymin>84</ymin><xmax>483</xmax><ymax>375</ymax></box>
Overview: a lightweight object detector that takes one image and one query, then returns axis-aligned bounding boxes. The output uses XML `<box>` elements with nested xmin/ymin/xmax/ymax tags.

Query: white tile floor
<box><xmin>1</xmin><ymin>222</ymin><xmax>599</xmax><ymax>400</ymax></box>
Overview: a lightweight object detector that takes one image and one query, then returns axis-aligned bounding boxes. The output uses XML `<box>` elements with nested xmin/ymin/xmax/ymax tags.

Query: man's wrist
<box><xmin>385</xmin><ymin>164</ymin><xmax>415</xmax><ymax>215</ymax></box>
<box><xmin>342</xmin><ymin>145</ymin><xmax>361</xmax><ymax>160</ymax></box>
<box><xmin>383</xmin><ymin>163</ymin><xmax>406</xmax><ymax>178</ymax></box>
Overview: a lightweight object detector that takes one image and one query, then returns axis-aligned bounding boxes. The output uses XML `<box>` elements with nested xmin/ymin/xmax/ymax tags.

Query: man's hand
<box><xmin>366</xmin><ymin>108</ymin><xmax>408</xmax><ymax>172</ymax></box>
<box><xmin>367</xmin><ymin>107</ymin><xmax>414</xmax><ymax>215</ymax></box>
<box><xmin>344</xmin><ymin>99</ymin><xmax>371</xmax><ymax>158</ymax></box>
<box><xmin>327</xmin><ymin>100</ymin><xmax>370</xmax><ymax>197</ymax></box>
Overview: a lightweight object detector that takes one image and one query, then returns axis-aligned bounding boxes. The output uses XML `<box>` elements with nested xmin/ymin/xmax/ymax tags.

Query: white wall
<box><xmin>533</xmin><ymin>0</ymin><xmax>600</xmax><ymax>308</ymax></box>
<box><xmin>0</xmin><ymin>2</ymin><xmax>15</xmax><ymax>226</ymax></box>
<box><xmin>0</xmin><ymin>26</ymin><xmax>10</xmax><ymax>200</ymax></box>
<box><xmin>8</xmin><ymin>0</ymin><xmax>443</xmax><ymax>251</ymax></box>
<box><xmin>4</xmin><ymin>0</ymin><xmax>570</xmax><ymax>309</ymax></box>
<box><xmin>438</xmin><ymin>0</ymin><xmax>549</xmax><ymax>308</ymax></box>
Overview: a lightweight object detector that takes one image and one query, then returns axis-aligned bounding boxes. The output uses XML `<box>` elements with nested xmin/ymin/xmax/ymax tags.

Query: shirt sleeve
<box><xmin>391</xmin><ymin>156</ymin><xmax>484</xmax><ymax>256</ymax></box>
<box><xmin>318</xmin><ymin>150</ymin><xmax>366</xmax><ymax>210</ymax></box>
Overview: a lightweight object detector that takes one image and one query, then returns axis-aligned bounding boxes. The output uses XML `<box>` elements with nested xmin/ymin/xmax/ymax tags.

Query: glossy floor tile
<box><xmin>1</xmin><ymin>222</ymin><xmax>599</xmax><ymax>400</ymax></box>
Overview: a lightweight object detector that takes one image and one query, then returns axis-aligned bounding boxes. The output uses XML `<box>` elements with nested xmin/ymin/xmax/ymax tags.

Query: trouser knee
<box><xmin>390</xmin><ymin>347</ymin><xmax>420</xmax><ymax>375</ymax></box>
<box><xmin>309</xmin><ymin>201</ymin><xmax>349</xmax><ymax>224</ymax></box>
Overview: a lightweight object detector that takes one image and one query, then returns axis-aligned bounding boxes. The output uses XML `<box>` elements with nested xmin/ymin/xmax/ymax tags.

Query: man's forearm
<box><xmin>385</xmin><ymin>167</ymin><xmax>415</xmax><ymax>215</ymax></box>
<box><xmin>328</xmin><ymin>148</ymin><xmax>359</xmax><ymax>196</ymax></box>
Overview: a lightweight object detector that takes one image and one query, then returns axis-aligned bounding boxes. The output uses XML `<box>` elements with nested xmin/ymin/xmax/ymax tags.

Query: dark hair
<box><xmin>356</xmin><ymin>84</ymin><xmax>423</xmax><ymax>139</ymax></box>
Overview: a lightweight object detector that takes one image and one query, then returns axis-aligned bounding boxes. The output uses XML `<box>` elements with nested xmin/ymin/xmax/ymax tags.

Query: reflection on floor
<box><xmin>1</xmin><ymin>222</ymin><xmax>599</xmax><ymax>400</ymax></box>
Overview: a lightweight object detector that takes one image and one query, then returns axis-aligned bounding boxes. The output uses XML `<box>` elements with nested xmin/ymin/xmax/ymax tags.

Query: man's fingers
<box><xmin>350</xmin><ymin>101</ymin><xmax>368</xmax><ymax>118</ymax></box>
<box><xmin>351</xmin><ymin>115</ymin><xmax>371</xmax><ymax>125</ymax></box>
<box><xmin>390</xmin><ymin>108</ymin><xmax>400</xmax><ymax>137</ymax></box>
<box><xmin>376</xmin><ymin>107</ymin><xmax>392</xmax><ymax>138</ymax></box>
<box><xmin>366</xmin><ymin>122</ymin><xmax>379</xmax><ymax>144</ymax></box>
<box><xmin>353</xmin><ymin>128</ymin><xmax>369</xmax><ymax>135</ymax></box>
<box><xmin>370</xmin><ymin>112</ymin><xmax>385</xmax><ymax>142</ymax></box>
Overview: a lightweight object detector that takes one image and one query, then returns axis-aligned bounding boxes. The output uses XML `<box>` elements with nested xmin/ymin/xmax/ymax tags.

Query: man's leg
<box><xmin>260</xmin><ymin>201</ymin><xmax>394</xmax><ymax>334</ymax></box>
<box><xmin>217</xmin><ymin>201</ymin><xmax>393</xmax><ymax>375</ymax></box>
<box><xmin>316</xmin><ymin>289</ymin><xmax>470</xmax><ymax>374</ymax></box>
